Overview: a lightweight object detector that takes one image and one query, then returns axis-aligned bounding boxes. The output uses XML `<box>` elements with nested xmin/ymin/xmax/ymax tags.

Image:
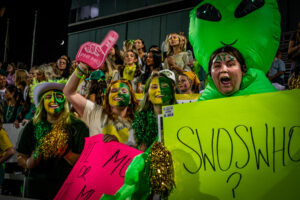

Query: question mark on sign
<box><xmin>226</xmin><ymin>172</ymin><xmax>242</xmax><ymax>198</ymax></box>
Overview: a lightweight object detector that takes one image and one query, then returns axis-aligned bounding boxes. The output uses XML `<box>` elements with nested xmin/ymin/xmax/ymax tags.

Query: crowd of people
<box><xmin>0</xmin><ymin>27</ymin><xmax>299</xmax><ymax>199</ymax></box>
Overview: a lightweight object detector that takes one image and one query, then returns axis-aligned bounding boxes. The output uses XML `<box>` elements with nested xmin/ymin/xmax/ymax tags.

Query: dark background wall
<box><xmin>0</xmin><ymin>0</ymin><xmax>71</xmax><ymax>67</ymax></box>
<box><xmin>67</xmin><ymin>9</ymin><xmax>192</xmax><ymax>60</ymax></box>
<box><xmin>66</xmin><ymin>0</ymin><xmax>300</xmax><ymax>60</ymax></box>
<box><xmin>0</xmin><ymin>0</ymin><xmax>299</xmax><ymax>66</ymax></box>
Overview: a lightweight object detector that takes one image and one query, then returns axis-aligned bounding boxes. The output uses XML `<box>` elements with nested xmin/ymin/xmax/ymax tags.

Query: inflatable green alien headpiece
<box><xmin>189</xmin><ymin>0</ymin><xmax>281</xmax><ymax>74</ymax></box>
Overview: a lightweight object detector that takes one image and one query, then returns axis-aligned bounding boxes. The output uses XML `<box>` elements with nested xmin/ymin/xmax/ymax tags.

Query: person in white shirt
<box><xmin>64</xmin><ymin>63</ymin><xmax>139</xmax><ymax>146</ymax></box>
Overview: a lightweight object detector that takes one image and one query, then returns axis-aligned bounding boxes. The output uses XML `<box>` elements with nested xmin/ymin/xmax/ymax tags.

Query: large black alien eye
<box><xmin>235</xmin><ymin>0</ymin><xmax>264</xmax><ymax>18</ymax></box>
<box><xmin>196</xmin><ymin>3</ymin><xmax>221</xmax><ymax>22</ymax></box>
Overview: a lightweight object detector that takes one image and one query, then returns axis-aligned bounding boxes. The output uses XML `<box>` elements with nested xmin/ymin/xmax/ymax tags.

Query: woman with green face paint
<box><xmin>64</xmin><ymin>62</ymin><xmax>139</xmax><ymax>145</ymax></box>
<box><xmin>132</xmin><ymin>70</ymin><xmax>177</xmax><ymax>151</ymax></box>
<box><xmin>16</xmin><ymin>80</ymin><xmax>89</xmax><ymax>199</ymax></box>
<box><xmin>122</xmin><ymin>70</ymin><xmax>176</xmax><ymax>200</ymax></box>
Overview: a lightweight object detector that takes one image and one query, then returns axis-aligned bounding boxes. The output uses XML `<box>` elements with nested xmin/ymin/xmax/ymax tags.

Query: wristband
<box><xmin>77</xmin><ymin>64</ymin><xmax>88</xmax><ymax>75</ymax></box>
<box><xmin>75</xmin><ymin>68</ymin><xmax>84</xmax><ymax>79</ymax></box>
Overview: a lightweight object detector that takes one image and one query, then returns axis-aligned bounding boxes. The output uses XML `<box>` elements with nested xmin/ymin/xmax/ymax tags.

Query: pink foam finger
<box><xmin>76</xmin><ymin>30</ymin><xmax>119</xmax><ymax>70</ymax></box>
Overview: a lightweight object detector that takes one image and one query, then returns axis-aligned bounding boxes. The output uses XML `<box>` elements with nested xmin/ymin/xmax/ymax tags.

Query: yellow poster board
<box><xmin>163</xmin><ymin>89</ymin><xmax>300</xmax><ymax>200</ymax></box>
<box><xmin>134</xmin><ymin>93</ymin><xmax>201</xmax><ymax>102</ymax></box>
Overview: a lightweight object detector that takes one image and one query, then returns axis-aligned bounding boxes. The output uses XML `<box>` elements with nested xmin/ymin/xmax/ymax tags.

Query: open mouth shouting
<box><xmin>219</xmin><ymin>75</ymin><xmax>231</xmax><ymax>87</ymax></box>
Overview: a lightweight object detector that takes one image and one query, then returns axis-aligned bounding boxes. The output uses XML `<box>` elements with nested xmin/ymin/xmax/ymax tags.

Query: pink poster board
<box><xmin>54</xmin><ymin>134</ymin><xmax>142</xmax><ymax>200</ymax></box>
<box><xmin>76</xmin><ymin>30</ymin><xmax>119</xmax><ymax>70</ymax></box>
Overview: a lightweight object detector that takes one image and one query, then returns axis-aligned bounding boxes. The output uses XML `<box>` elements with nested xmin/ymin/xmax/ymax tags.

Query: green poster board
<box><xmin>163</xmin><ymin>89</ymin><xmax>300</xmax><ymax>200</ymax></box>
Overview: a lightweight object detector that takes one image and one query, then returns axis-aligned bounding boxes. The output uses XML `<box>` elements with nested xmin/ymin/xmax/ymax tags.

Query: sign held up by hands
<box><xmin>164</xmin><ymin>90</ymin><xmax>300</xmax><ymax>200</ymax></box>
<box><xmin>54</xmin><ymin>134</ymin><xmax>142</xmax><ymax>200</ymax></box>
<box><xmin>76</xmin><ymin>30</ymin><xmax>119</xmax><ymax>70</ymax></box>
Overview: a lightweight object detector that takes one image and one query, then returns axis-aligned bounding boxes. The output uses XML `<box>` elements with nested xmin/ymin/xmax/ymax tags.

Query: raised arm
<box><xmin>63</xmin><ymin>63</ymin><xmax>89</xmax><ymax>117</ymax></box>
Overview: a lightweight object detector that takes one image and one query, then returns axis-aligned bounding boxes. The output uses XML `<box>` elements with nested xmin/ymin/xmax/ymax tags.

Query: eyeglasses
<box><xmin>44</xmin><ymin>91</ymin><xmax>65</xmax><ymax>102</ymax></box>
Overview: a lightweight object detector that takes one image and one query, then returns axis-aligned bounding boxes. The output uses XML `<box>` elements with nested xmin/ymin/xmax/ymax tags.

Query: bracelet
<box><xmin>75</xmin><ymin>68</ymin><xmax>84</xmax><ymax>79</ymax></box>
<box><xmin>77</xmin><ymin>64</ymin><xmax>88</xmax><ymax>75</ymax></box>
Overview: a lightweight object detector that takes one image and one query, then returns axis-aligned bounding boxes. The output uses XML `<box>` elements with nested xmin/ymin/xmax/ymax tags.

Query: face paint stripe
<box><xmin>109</xmin><ymin>82</ymin><xmax>130</xmax><ymax>107</ymax></box>
<box><xmin>44</xmin><ymin>90</ymin><xmax>66</xmax><ymax>114</ymax></box>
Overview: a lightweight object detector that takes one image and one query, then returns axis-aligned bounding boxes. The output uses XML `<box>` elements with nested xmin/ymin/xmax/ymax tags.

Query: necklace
<box><xmin>5</xmin><ymin>104</ymin><xmax>15</xmax><ymax>122</ymax></box>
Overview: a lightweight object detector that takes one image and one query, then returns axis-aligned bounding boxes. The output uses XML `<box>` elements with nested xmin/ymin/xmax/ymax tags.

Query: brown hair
<box><xmin>103</xmin><ymin>79</ymin><xmax>139</xmax><ymax>122</ymax></box>
<box><xmin>15</xmin><ymin>69</ymin><xmax>29</xmax><ymax>86</ymax></box>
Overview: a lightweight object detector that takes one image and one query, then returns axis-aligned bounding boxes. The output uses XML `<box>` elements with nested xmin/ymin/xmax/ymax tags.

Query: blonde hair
<box><xmin>166</xmin><ymin>33</ymin><xmax>183</xmax><ymax>57</ymax></box>
<box><xmin>15</xmin><ymin>69</ymin><xmax>29</xmax><ymax>86</ymax></box>
<box><xmin>33</xmin><ymin>94</ymin><xmax>71</xmax><ymax>125</ymax></box>
<box><xmin>179</xmin><ymin>33</ymin><xmax>187</xmax><ymax>52</ymax></box>
<box><xmin>122</xmin><ymin>40</ymin><xmax>136</xmax><ymax>52</ymax></box>
<box><xmin>38</xmin><ymin>64</ymin><xmax>58</xmax><ymax>81</ymax></box>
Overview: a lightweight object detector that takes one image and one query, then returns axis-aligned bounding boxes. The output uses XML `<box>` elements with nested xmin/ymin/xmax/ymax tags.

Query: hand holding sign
<box><xmin>54</xmin><ymin>134</ymin><xmax>142</xmax><ymax>200</ymax></box>
<box><xmin>76</xmin><ymin>30</ymin><xmax>119</xmax><ymax>70</ymax></box>
<box><xmin>164</xmin><ymin>90</ymin><xmax>300</xmax><ymax>200</ymax></box>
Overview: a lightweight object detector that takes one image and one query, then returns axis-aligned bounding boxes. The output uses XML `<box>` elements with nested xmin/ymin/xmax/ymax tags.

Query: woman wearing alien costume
<box><xmin>64</xmin><ymin>63</ymin><xmax>139</xmax><ymax>146</ymax></box>
<box><xmin>189</xmin><ymin>0</ymin><xmax>280</xmax><ymax>100</ymax></box>
<box><xmin>208</xmin><ymin>46</ymin><xmax>248</xmax><ymax>96</ymax></box>
<box><xmin>16</xmin><ymin>80</ymin><xmax>89</xmax><ymax>199</ymax></box>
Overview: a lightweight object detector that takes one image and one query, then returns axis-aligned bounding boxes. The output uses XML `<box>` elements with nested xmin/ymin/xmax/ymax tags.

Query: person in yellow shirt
<box><xmin>0</xmin><ymin>105</ymin><xmax>15</xmax><ymax>187</ymax></box>
<box><xmin>121</xmin><ymin>49</ymin><xmax>142</xmax><ymax>92</ymax></box>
